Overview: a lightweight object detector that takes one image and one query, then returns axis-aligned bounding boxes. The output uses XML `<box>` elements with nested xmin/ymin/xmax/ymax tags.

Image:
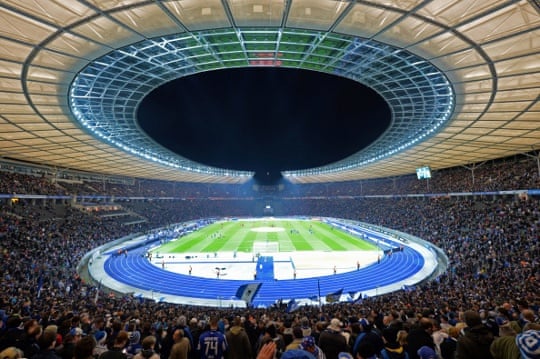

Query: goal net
<box><xmin>252</xmin><ymin>241</ymin><xmax>279</xmax><ymax>254</ymax></box>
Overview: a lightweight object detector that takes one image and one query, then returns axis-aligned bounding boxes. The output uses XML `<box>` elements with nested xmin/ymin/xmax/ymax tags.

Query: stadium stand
<box><xmin>0</xmin><ymin>154</ymin><xmax>538</xmax><ymax>358</ymax></box>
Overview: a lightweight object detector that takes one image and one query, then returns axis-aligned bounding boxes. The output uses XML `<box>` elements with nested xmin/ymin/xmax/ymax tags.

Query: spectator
<box><xmin>455</xmin><ymin>311</ymin><xmax>494</xmax><ymax>359</ymax></box>
<box><xmin>281</xmin><ymin>350</ymin><xmax>316</xmax><ymax>359</ymax></box>
<box><xmin>94</xmin><ymin>331</ymin><xmax>109</xmax><ymax>357</ymax></box>
<box><xmin>439</xmin><ymin>327</ymin><xmax>458</xmax><ymax>359</ymax></box>
<box><xmin>57</xmin><ymin>333</ymin><xmax>78</xmax><ymax>359</ymax></box>
<box><xmin>126</xmin><ymin>331</ymin><xmax>142</xmax><ymax>359</ymax></box>
<box><xmin>285</xmin><ymin>328</ymin><xmax>304</xmax><ymax>352</ymax></box>
<box><xmin>351</xmin><ymin>319</ymin><xmax>383</xmax><ymax>357</ymax></box>
<box><xmin>416</xmin><ymin>346</ymin><xmax>436</xmax><ymax>359</ymax></box>
<box><xmin>319</xmin><ymin>319</ymin><xmax>349</xmax><ymax>359</ymax></box>
<box><xmin>405</xmin><ymin>319</ymin><xmax>435</xmax><ymax>359</ymax></box>
<box><xmin>515</xmin><ymin>330</ymin><xmax>540</xmax><ymax>359</ymax></box>
<box><xmin>197</xmin><ymin>317</ymin><xmax>227</xmax><ymax>359</ymax></box>
<box><xmin>74</xmin><ymin>336</ymin><xmax>97</xmax><ymax>359</ymax></box>
<box><xmin>301</xmin><ymin>318</ymin><xmax>312</xmax><ymax>338</ymax></box>
<box><xmin>489</xmin><ymin>320</ymin><xmax>519</xmax><ymax>359</ymax></box>
<box><xmin>225</xmin><ymin>316</ymin><xmax>251</xmax><ymax>359</ymax></box>
<box><xmin>299</xmin><ymin>336</ymin><xmax>325</xmax><ymax>359</ymax></box>
<box><xmin>99</xmin><ymin>331</ymin><xmax>129</xmax><ymax>359</ymax></box>
<box><xmin>380</xmin><ymin>327</ymin><xmax>408</xmax><ymax>359</ymax></box>
<box><xmin>169</xmin><ymin>329</ymin><xmax>189</xmax><ymax>359</ymax></box>
<box><xmin>0</xmin><ymin>347</ymin><xmax>24</xmax><ymax>359</ymax></box>
<box><xmin>133</xmin><ymin>336</ymin><xmax>159</xmax><ymax>359</ymax></box>
<box><xmin>33</xmin><ymin>328</ymin><xmax>61</xmax><ymax>359</ymax></box>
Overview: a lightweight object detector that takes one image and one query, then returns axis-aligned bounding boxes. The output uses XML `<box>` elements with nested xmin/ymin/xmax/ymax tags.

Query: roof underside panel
<box><xmin>0</xmin><ymin>0</ymin><xmax>537</xmax><ymax>184</ymax></box>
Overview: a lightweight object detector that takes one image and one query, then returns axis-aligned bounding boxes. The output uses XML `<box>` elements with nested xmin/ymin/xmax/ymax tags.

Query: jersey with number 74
<box><xmin>197</xmin><ymin>329</ymin><xmax>228</xmax><ymax>359</ymax></box>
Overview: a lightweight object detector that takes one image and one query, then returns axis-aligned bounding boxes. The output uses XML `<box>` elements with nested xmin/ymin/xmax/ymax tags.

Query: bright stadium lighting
<box><xmin>69</xmin><ymin>27</ymin><xmax>454</xmax><ymax>180</ymax></box>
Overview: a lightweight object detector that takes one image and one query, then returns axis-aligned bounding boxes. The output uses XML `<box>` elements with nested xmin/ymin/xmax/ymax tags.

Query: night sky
<box><xmin>137</xmin><ymin>67</ymin><xmax>390</xmax><ymax>184</ymax></box>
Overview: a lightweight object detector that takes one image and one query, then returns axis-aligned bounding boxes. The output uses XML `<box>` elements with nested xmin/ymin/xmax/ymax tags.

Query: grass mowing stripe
<box><xmin>323</xmin><ymin>224</ymin><xmax>379</xmax><ymax>250</ymax></box>
<box><xmin>313</xmin><ymin>222</ymin><xmax>379</xmax><ymax>251</ymax></box>
<box><xmin>295</xmin><ymin>221</ymin><xmax>333</xmax><ymax>251</ymax></box>
<box><xmin>317</xmin><ymin>231</ymin><xmax>348</xmax><ymax>251</ymax></box>
<box><xmin>315</xmin><ymin>225</ymin><xmax>359</xmax><ymax>251</ymax></box>
<box><xmin>287</xmin><ymin>220</ymin><xmax>316</xmax><ymax>251</ymax></box>
<box><xmin>237</xmin><ymin>230</ymin><xmax>257</xmax><ymax>253</ymax></box>
<box><xmin>154</xmin><ymin>219</ymin><xmax>378</xmax><ymax>254</ymax></box>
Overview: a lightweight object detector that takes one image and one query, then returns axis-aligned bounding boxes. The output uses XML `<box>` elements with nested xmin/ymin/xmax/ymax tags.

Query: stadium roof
<box><xmin>0</xmin><ymin>0</ymin><xmax>538</xmax><ymax>184</ymax></box>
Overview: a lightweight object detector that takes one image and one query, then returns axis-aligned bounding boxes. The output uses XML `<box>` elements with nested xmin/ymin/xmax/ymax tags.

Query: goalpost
<box><xmin>252</xmin><ymin>241</ymin><xmax>280</xmax><ymax>254</ymax></box>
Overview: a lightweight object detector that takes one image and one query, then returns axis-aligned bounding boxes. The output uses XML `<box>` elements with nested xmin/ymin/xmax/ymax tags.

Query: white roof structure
<box><xmin>0</xmin><ymin>0</ymin><xmax>538</xmax><ymax>184</ymax></box>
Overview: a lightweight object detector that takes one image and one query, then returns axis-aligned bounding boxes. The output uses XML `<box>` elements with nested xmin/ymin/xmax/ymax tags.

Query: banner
<box><xmin>286</xmin><ymin>299</ymin><xmax>300</xmax><ymax>313</ymax></box>
<box><xmin>325</xmin><ymin>288</ymin><xmax>343</xmax><ymax>303</ymax></box>
<box><xmin>235</xmin><ymin>283</ymin><xmax>262</xmax><ymax>304</ymax></box>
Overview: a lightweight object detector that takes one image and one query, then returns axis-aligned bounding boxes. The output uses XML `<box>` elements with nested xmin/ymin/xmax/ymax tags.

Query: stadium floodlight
<box><xmin>69</xmin><ymin>28</ymin><xmax>454</xmax><ymax>180</ymax></box>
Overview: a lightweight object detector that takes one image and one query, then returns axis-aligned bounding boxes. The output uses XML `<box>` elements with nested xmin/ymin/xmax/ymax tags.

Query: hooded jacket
<box><xmin>225</xmin><ymin>325</ymin><xmax>251</xmax><ymax>359</ymax></box>
<box><xmin>380</xmin><ymin>343</ymin><xmax>409</xmax><ymax>359</ymax></box>
<box><xmin>456</xmin><ymin>324</ymin><xmax>494</xmax><ymax>359</ymax></box>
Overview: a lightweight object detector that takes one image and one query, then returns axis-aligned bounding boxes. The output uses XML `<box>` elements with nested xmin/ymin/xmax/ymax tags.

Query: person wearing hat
<box><xmin>416</xmin><ymin>346</ymin><xmax>436</xmax><ymax>359</ymax></box>
<box><xmin>318</xmin><ymin>319</ymin><xmax>348</xmax><ymax>359</ymax></box>
<box><xmin>299</xmin><ymin>336</ymin><xmax>326</xmax><ymax>359</ymax></box>
<box><xmin>515</xmin><ymin>329</ymin><xmax>540</xmax><ymax>359</ymax></box>
<box><xmin>126</xmin><ymin>331</ymin><xmax>142</xmax><ymax>359</ymax></box>
<box><xmin>93</xmin><ymin>331</ymin><xmax>109</xmax><ymax>357</ymax></box>
<box><xmin>281</xmin><ymin>349</ymin><xmax>316</xmax><ymax>359</ymax></box>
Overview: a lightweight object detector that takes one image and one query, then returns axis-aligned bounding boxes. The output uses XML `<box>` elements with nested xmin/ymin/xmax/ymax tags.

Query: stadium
<box><xmin>0</xmin><ymin>1</ymin><xmax>539</xmax><ymax>359</ymax></box>
<box><xmin>88</xmin><ymin>217</ymin><xmax>442</xmax><ymax>307</ymax></box>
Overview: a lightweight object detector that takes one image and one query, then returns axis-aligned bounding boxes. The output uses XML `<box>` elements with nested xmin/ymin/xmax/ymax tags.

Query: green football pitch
<box><xmin>152</xmin><ymin>219</ymin><xmax>379</xmax><ymax>254</ymax></box>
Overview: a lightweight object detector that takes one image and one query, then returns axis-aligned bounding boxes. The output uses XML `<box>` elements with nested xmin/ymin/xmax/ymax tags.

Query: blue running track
<box><xmin>104</xmin><ymin>247</ymin><xmax>424</xmax><ymax>307</ymax></box>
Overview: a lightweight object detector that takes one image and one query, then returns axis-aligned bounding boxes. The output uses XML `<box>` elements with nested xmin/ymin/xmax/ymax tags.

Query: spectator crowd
<box><xmin>0</xmin><ymin>153</ymin><xmax>539</xmax><ymax>359</ymax></box>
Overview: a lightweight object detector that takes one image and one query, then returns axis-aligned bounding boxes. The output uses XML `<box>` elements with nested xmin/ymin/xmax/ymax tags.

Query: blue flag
<box><xmin>325</xmin><ymin>288</ymin><xmax>343</xmax><ymax>303</ymax></box>
<box><xmin>286</xmin><ymin>299</ymin><xmax>300</xmax><ymax>313</ymax></box>
<box><xmin>36</xmin><ymin>273</ymin><xmax>43</xmax><ymax>299</ymax></box>
<box><xmin>235</xmin><ymin>283</ymin><xmax>262</xmax><ymax>304</ymax></box>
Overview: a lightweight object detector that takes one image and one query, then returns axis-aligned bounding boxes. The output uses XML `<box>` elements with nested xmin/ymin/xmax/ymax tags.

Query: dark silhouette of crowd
<box><xmin>0</xmin><ymin>153</ymin><xmax>539</xmax><ymax>359</ymax></box>
<box><xmin>1</xmin><ymin>152</ymin><xmax>538</xmax><ymax>199</ymax></box>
